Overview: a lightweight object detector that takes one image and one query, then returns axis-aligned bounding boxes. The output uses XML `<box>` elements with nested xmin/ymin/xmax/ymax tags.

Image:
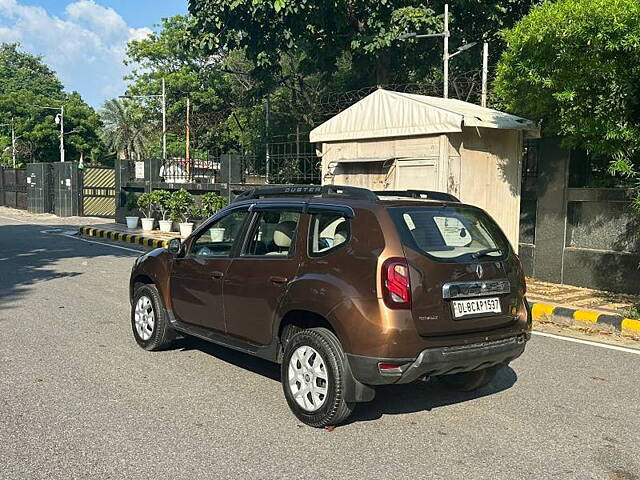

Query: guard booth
<box><xmin>26</xmin><ymin>163</ymin><xmax>54</xmax><ymax>214</ymax></box>
<box><xmin>310</xmin><ymin>89</ymin><xmax>540</xmax><ymax>249</ymax></box>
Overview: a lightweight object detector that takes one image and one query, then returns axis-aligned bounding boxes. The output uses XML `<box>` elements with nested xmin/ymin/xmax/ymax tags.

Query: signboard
<box><xmin>135</xmin><ymin>161</ymin><xmax>145</xmax><ymax>179</ymax></box>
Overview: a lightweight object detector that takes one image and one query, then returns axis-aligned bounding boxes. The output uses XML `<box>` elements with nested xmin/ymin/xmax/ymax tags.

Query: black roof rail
<box><xmin>373</xmin><ymin>190</ymin><xmax>460</xmax><ymax>202</ymax></box>
<box><xmin>232</xmin><ymin>185</ymin><xmax>378</xmax><ymax>203</ymax></box>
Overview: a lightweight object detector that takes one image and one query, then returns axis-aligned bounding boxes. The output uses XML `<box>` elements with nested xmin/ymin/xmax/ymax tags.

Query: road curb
<box><xmin>530</xmin><ymin>300</ymin><xmax>640</xmax><ymax>338</ymax></box>
<box><xmin>78</xmin><ymin>226</ymin><xmax>168</xmax><ymax>249</ymax></box>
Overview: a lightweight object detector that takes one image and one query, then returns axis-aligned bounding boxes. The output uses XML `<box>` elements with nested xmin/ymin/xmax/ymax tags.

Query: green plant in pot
<box><xmin>201</xmin><ymin>192</ymin><xmax>227</xmax><ymax>218</ymax></box>
<box><xmin>137</xmin><ymin>192</ymin><xmax>155</xmax><ymax>231</ymax></box>
<box><xmin>124</xmin><ymin>192</ymin><xmax>140</xmax><ymax>229</ymax></box>
<box><xmin>151</xmin><ymin>189</ymin><xmax>173</xmax><ymax>233</ymax></box>
<box><xmin>168</xmin><ymin>189</ymin><xmax>195</xmax><ymax>238</ymax></box>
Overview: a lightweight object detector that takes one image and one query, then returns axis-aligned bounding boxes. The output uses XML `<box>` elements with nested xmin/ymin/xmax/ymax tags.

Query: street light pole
<box><xmin>59</xmin><ymin>106</ymin><xmax>65</xmax><ymax>163</ymax></box>
<box><xmin>443</xmin><ymin>3</ymin><xmax>450</xmax><ymax>99</ymax></box>
<box><xmin>162</xmin><ymin>77</ymin><xmax>166</xmax><ymax>160</ymax></box>
<box><xmin>481</xmin><ymin>42</ymin><xmax>489</xmax><ymax>108</ymax></box>
<box><xmin>11</xmin><ymin>117</ymin><xmax>16</xmax><ymax>168</ymax></box>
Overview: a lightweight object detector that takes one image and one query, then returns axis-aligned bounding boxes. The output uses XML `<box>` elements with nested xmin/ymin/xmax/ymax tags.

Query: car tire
<box><xmin>281</xmin><ymin>327</ymin><xmax>355</xmax><ymax>428</ymax></box>
<box><xmin>437</xmin><ymin>365</ymin><xmax>502</xmax><ymax>392</ymax></box>
<box><xmin>131</xmin><ymin>284</ymin><xmax>175</xmax><ymax>351</ymax></box>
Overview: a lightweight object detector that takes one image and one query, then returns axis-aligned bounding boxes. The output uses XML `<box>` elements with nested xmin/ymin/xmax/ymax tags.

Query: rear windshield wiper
<box><xmin>471</xmin><ymin>248</ymin><xmax>503</xmax><ymax>259</ymax></box>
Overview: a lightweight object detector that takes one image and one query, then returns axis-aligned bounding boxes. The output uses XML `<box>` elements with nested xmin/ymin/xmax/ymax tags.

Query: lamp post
<box><xmin>400</xmin><ymin>4</ymin><xmax>479</xmax><ymax>99</ymax></box>
<box><xmin>31</xmin><ymin>105</ymin><xmax>65</xmax><ymax>162</ymax></box>
<box><xmin>55</xmin><ymin>106</ymin><xmax>64</xmax><ymax>163</ymax></box>
<box><xmin>120</xmin><ymin>77</ymin><xmax>167</xmax><ymax>160</ymax></box>
<box><xmin>0</xmin><ymin>117</ymin><xmax>17</xmax><ymax>167</ymax></box>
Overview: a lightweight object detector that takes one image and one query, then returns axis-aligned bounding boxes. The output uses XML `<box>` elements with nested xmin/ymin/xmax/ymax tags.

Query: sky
<box><xmin>0</xmin><ymin>0</ymin><xmax>187</xmax><ymax>107</ymax></box>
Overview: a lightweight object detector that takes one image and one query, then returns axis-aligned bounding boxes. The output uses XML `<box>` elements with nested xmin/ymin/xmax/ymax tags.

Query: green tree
<box><xmin>0</xmin><ymin>43</ymin><xmax>105</xmax><ymax>166</ymax></box>
<box><xmin>99</xmin><ymin>99</ymin><xmax>150</xmax><ymax>160</ymax></box>
<box><xmin>0</xmin><ymin>43</ymin><xmax>64</xmax><ymax>99</ymax></box>
<box><xmin>494</xmin><ymin>0</ymin><xmax>640</xmax><ymax>211</ymax></box>
<box><xmin>187</xmin><ymin>0</ymin><xmax>538</xmax><ymax>126</ymax></box>
<box><xmin>125</xmin><ymin>15</ymin><xmax>244</xmax><ymax>157</ymax></box>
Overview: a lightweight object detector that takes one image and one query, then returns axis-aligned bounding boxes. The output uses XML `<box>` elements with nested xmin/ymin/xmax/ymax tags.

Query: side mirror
<box><xmin>167</xmin><ymin>238</ymin><xmax>184</xmax><ymax>256</ymax></box>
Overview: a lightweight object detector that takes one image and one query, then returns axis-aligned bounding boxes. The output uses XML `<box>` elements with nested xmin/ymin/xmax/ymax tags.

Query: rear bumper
<box><xmin>346</xmin><ymin>333</ymin><xmax>528</xmax><ymax>386</ymax></box>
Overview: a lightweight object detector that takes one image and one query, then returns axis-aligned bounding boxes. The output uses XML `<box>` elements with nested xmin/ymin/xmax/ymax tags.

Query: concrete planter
<box><xmin>179</xmin><ymin>222</ymin><xmax>194</xmax><ymax>238</ymax></box>
<box><xmin>141</xmin><ymin>218</ymin><xmax>155</xmax><ymax>231</ymax></box>
<box><xmin>125</xmin><ymin>216</ymin><xmax>139</xmax><ymax>229</ymax></box>
<box><xmin>159</xmin><ymin>220</ymin><xmax>173</xmax><ymax>233</ymax></box>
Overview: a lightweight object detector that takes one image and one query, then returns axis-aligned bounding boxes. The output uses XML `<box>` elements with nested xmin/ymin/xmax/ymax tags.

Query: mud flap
<box><xmin>342</xmin><ymin>355</ymin><xmax>376</xmax><ymax>403</ymax></box>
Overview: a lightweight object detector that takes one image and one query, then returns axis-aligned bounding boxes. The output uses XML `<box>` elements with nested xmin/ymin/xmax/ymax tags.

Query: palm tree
<box><xmin>99</xmin><ymin>99</ymin><xmax>150</xmax><ymax>160</ymax></box>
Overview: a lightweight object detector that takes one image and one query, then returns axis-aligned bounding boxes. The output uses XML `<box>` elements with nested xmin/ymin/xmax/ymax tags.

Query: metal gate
<box><xmin>53</xmin><ymin>162</ymin><xmax>80</xmax><ymax>217</ymax></box>
<box><xmin>0</xmin><ymin>167</ymin><xmax>27</xmax><ymax>210</ymax></box>
<box><xmin>26</xmin><ymin>163</ymin><xmax>54</xmax><ymax>214</ymax></box>
<box><xmin>81</xmin><ymin>167</ymin><xmax>115</xmax><ymax>217</ymax></box>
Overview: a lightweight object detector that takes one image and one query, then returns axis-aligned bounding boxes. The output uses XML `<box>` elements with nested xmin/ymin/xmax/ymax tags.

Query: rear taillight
<box><xmin>382</xmin><ymin>257</ymin><xmax>411</xmax><ymax>309</ymax></box>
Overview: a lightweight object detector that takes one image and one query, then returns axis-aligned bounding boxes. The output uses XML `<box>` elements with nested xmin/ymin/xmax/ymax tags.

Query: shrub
<box><xmin>150</xmin><ymin>190</ymin><xmax>172</xmax><ymax>221</ymax></box>
<box><xmin>137</xmin><ymin>192</ymin><xmax>154</xmax><ymax>218</ymax></box>
<box><xmin>201</xmin><ymin>192</ymin><xmax>227</xmax><ymax>217</ymax></box>
<box><xmin>125</xmin><ymin>192</ymin><xmax>139</xmax><ymax>212</ymax></box>
<box><xmin>168</xmin><ymin>189</ymin><xmax>195</xmax><ymax>223</ymax></box>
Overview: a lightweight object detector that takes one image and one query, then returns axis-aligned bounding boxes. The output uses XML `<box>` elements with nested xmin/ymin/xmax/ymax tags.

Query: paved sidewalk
<box><xmin>527</xmin><ymin>277</ymin><xmax>638</xmax><ymax>316</ymax></box>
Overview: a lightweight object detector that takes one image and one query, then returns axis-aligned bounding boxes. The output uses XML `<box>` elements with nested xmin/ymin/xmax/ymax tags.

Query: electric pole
<box><xmin>162</xmin><ymin>78</ymin><xmax>167</xmax><ymax>160</ymax></box>
<box><xmin>481</xmin><ymin>42</ymin><xmax>489</xmax><ymax>108</ymax></box>
<box><xmin>59</xmin><ymin>106</ymin><xmax>65</xmax><ymax>163</ymax></box>
<box><xmin>185</xmin><ymin>97</ymin><xmax>190</xmax><ymax>178</ymax></box>
<box><xmin>443</xmin><ymin>4</ymin><xmax>450</xmax><ymax>99</ymax></box>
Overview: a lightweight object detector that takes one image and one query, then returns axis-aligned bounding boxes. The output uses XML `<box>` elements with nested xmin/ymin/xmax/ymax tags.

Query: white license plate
<box><xmin>452</xmin><ymin>297</ymin><xmax>501</xmax><ymax>318</ymax></box>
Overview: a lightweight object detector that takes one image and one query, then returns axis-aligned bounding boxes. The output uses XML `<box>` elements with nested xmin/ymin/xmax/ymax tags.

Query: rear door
<box><xmin>388</xmin><ymin>205</ymin><xmax>522</xmax><ymax>336</ymax></box>
<box><xmin>223</xmin><ymin>206</ymin><xmax>304</xmax><ymax>345</ymax></box>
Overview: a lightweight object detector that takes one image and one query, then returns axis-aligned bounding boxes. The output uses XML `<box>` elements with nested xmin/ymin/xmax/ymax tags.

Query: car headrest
<box><xmin>333</xmin><ymin>220</ymin><xmax>349</xmax><ymax>246</ymax></box>
<box><xmin>273</xmin><ymin>221</ymin><xmax>297</xmax><ymax>248</ymax></box>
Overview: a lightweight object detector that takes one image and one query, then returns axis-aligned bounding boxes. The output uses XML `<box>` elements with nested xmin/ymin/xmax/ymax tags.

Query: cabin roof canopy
<box><xmin>309</xmin><ymin>88</ymin><xmax>540</xmax><ymax>143</ymax></box>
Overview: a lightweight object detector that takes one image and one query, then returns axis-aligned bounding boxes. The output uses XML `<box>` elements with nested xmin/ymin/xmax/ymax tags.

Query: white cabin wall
<box><xmin>459</xmin><ymin>127</ymin><xmax>522</xmax><ymax>250</ymax></box>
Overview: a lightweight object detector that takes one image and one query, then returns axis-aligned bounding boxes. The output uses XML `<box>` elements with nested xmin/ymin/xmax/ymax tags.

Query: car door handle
<box><xmin>269</xmin><ymin>276</ymin><xmax>288</xmax><ymax>285</ymax></box>
<box><xmin>211</xmin><ymin>271</ymin><xmax>224</xmax><ymax>279</ymax></box>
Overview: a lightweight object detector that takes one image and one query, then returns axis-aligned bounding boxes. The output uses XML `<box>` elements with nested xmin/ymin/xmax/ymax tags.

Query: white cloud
<box><xmin>0</xmin><ymin>0</ymin><xmax>151</xmax><ymax>106</ymax></box>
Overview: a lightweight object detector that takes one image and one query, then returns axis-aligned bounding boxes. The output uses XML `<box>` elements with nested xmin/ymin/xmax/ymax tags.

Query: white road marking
<box><xmin>1</xmin><ymin>214</ymin><xmax>142</xmax><ymax>254</ymax></box>
<box><xmin>532</xmin><ymin>331</ymin><xmax>640</xmax><ymax>355</ymax></box>
<box><xmin>60</xmin><ymin>234</ymin><xmax>143</xmax><ymax>254</ymax></box>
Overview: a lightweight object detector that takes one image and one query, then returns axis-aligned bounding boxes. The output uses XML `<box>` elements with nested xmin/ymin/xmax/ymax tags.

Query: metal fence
<box><xmin>0</xmin><ymin>167</ymin><xmax>27</xmax><ymax>210</ymax></box>
<box><xmin>267</xmin><ymin>142</ymin><xmax>320</xmax><ymax>184</ymax></box>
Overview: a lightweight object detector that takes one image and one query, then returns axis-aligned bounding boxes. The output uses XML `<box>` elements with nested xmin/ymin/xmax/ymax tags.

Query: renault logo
<box><xmin>476</xmin><ymin>264</ymin><xmax>484</xmax><ymax>279</ymax></box>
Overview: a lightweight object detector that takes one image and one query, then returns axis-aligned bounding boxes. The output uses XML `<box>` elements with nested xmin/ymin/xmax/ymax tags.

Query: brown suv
<box><xmin>129</xmin><ymin>185</ymin><xmax>530</xmax><ymax>427</ymax></box>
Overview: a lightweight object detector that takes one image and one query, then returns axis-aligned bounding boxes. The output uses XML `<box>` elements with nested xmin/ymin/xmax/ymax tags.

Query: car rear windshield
<box><xmin>388</xmin><ymin>206</ymin><xmax>510</xmax><ymax>262</ymax></box>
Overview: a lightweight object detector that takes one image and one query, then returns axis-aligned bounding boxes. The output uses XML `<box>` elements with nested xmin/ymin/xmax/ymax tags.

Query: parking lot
<box><xmin>1</xmin><ymin>210</ymin><xmax>639</xmax><ymax>480</ymax></box>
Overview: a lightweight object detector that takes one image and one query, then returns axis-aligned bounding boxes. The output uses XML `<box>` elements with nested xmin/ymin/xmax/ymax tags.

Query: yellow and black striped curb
<box><xmin>530</xmin><ymin>301</ymin><xmax>640</xmax><ymax>336</ymax></box>
<box><xmin>79</xmin><ymin>226</ymin><xmax>168</xmax><ymax>249</ymax></box>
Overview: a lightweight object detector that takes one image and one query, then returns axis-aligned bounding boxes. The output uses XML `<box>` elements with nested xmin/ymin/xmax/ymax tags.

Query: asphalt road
<box><xmin>1</xmin><ymin>210</ymin><xmax>639</xmax><ymax>480</ymax></box>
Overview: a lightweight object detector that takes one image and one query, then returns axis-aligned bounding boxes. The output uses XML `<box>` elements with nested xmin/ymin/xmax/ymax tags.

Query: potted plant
<box><xmin>152</xmin><ymin>190</ymin><xmax>173</xmax><ymax>233</ymax></box>
<box><xmin>124</xmin><ymin>192</ymin><xmax>140</xmax><ymax>229</ymax></box>
<box><xmin>201</xmin><ymin>192</ymin><xmax>228</xmax><ymax>240</ymax></box>
<box><xmin>201</xmin><ymin>192</ymin><xmax>227</xmax><ymax>218</ymax></box>
<box><xmin>137</xmin><ymin>192</ymin><xmax>155</xmax><ymax>231</ymax></box>
<box><xmin>168</xmin><ymin>189</ymin><xmax>195</xmax><ymax>238</ymax></box>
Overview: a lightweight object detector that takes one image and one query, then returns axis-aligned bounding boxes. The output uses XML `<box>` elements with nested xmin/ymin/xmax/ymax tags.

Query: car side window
<box><xmin>309</xmin><ymin>212</ymin><xmax>351</xmax><ymax>255</ymax></box>
<box><xmin>243</xmin><ymin>211</ymin><xmax>301</xmax><ymax>257</ymax></box>
<box><xmin>191</xmin><ymin>209</ymin><xmax>249</xmax><ymax>257</ymax></box>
